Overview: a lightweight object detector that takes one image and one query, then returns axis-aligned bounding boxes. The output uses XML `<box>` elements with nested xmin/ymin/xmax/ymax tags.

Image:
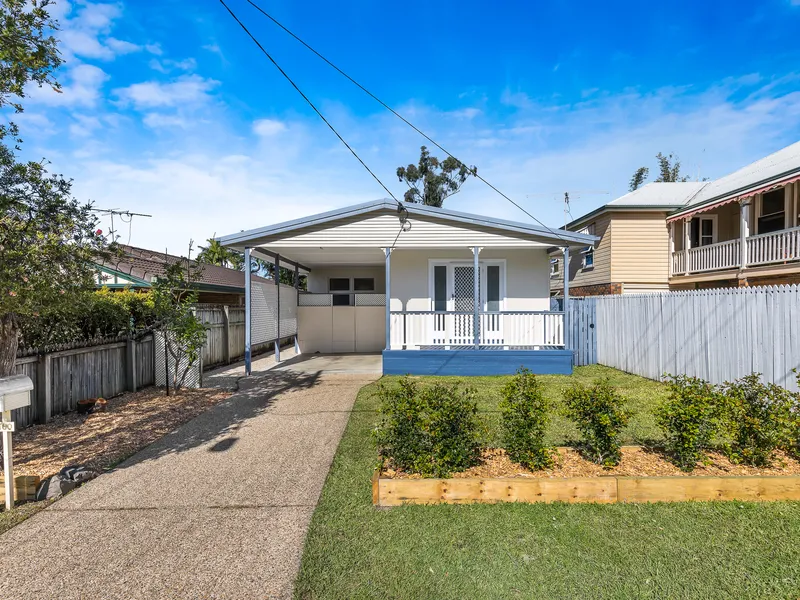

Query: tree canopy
<box><xmin>629</xmin><ymin>152</ymin><xmax>690</xmax><ymax>191</ymax></box>
<box><xmin>396</xmin><ymin>146</ymin><xmax>477</xmax><ymax>208</ymax></box>
<box><xmin>0</xmin><ymin>0</ymin><xmax>111</xmax><ymax>375</ymax></box>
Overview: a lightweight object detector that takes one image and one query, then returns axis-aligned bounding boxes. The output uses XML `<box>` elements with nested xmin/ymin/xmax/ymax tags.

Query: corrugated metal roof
<box><xmin>675</xmin><ymin>140</ymin><xmax>800</xmax><ymax>213</ymax></box>
<box><xmin>218</xmin><ymin>199</ymin><xmax>597</xmax><ymax>250</ymax></box>
<box><xmin>606</xmin><ymin>182</ymin><xmax>708</xmax><ymax>207</ymax></box>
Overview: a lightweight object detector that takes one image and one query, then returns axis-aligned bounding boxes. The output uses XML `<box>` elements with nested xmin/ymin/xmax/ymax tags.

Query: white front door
<box><xmin>429</xmin><ymin>261</ymin><xmax>505</xmax><ymax>347</ymax></box>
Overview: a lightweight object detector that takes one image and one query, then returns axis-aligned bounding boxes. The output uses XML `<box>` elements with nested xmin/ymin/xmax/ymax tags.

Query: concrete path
<box><xmin>0</xmin><ymin>362</ymin><xmax>378</xmax><ymax>599</ymax></box>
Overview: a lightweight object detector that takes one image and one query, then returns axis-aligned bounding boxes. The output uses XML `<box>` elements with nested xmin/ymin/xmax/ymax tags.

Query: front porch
<box><xmin>669</xmin><ymin>179</ymin><xmax>800</xmax><ymax>279</ymax></box>
<box><xmin>217</xmin><ymin>200</ymin><xmax>596</xmax><ymax>376</ymax></box>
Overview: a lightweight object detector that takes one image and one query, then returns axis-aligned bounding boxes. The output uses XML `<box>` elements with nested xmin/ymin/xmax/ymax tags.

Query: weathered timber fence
<box><xmin>12</xmin><ymin>334</ymin><xmax>156</xmax><ymax>429</ymax></box>
<box><xmin>569</xmin><ymin>285</ymin><xmax>800</xmax><ymax>390</ymax></box>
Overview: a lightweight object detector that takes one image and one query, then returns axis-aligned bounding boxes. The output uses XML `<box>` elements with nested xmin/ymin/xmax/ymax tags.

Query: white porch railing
<box><xmin>671</xmin><ymin>226</ymin><xmax>800</xmax><ymax>275</ymax></box>
<box><xmin>747</xmin><ymin>225</ymin><xmax>800</xmax><ymax>266</ymax></box>
<box><xmin>390</xmin><ymin>311</ymin><xmax>564</xmax><ymax>350</ymax></box>
<box><xmin>687</xmin><ymin>238</ymin><xmax>740</xmax><ymax>273</ymax></box>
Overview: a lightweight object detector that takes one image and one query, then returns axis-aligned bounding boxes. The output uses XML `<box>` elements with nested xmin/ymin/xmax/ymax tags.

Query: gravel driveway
<box><xmin>0</xmin><ymin>365</ymin><xmax>377</xmax><ymax>600</ymax></box>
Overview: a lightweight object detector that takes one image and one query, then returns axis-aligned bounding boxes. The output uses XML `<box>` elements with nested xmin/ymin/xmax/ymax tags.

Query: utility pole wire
<box><xmin>219</xmin><ymin>0</ymin><xmax>402</xmax><ymax>209</ymax></box>
<box><xmin>242</xmin><ymin>0</ymin><xmax>576</xmax><ymax>246</ymax></box>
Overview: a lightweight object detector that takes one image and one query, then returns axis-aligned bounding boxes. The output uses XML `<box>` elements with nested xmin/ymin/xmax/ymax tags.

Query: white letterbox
<box><xmin>0</xmin><ymin>374</ymin><xmax>33</xmax><ymax>413</ymax></box>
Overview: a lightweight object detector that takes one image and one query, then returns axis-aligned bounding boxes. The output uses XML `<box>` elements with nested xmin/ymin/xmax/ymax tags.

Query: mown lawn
<box><xmin>295</xmin><ymin>366</ymin><xmax>800</xmax><ymax>600</ymax></box>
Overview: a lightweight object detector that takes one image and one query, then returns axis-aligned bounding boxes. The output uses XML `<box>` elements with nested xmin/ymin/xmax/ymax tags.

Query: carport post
<box><xmin>294</xmin><ymin>265</ymin><xmax>300</xmax><ymax>353</ymax></box>
<box><xmin>244</xmin><ymin>247</ymin><xmax>252</xmax><ymax>376</ymax></box>
<box><xmin>275</xmin><ymin>254</ymin><xmax>281</xmax><ymax>363</ymax></box>
<box><xmin>384</xmin><ymin>247</ymin><xmax>392</xmax><ymax>350</ymax></box>
<box><xmin>562</xmin><ymin>246</ymin><xmax>570</xmax><ymax>351</ymax></box>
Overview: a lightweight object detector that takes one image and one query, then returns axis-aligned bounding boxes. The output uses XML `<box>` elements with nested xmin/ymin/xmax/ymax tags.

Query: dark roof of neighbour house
<box><xmin>97</xmin><ymin>245</ymin><xmax>270</xmax><ymax>292</ymax></box>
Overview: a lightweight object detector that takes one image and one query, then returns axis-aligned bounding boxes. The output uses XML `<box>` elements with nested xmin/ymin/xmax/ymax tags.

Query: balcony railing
<box><xmin>672</xmin><ymin>226</ymin><xmax>800</xmax><ymax>275</ymax></box>
<box><xmin>389</xmin><ymin>310</ymin><xmax>564</xmax><ymax>350</ymax></box>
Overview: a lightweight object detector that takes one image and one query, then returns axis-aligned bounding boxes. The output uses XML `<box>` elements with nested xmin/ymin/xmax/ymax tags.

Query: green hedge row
<box><xmin>374</xmin><ymin>370</ymin><xmax>800</xmax><ymax>476</ymax></box>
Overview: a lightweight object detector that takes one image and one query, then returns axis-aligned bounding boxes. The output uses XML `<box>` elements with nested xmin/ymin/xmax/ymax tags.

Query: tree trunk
<box><xmin>0</xmin><ymin>314</ymin><xmax>19</xmax><ymax>378</ymax></box>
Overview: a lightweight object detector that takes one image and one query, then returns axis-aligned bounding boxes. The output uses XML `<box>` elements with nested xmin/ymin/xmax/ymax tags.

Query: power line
<box><xmin>219</xmin><ymin>0</ymin><xmax>402</xmax><ymax>209</ymax></box>
<box><xmin>241</xmin><ymin>0</ymin><xmax>575</xmax><ymax>246</ymax></box>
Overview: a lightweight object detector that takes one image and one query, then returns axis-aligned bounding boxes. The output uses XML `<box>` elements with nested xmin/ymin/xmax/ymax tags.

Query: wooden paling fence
<box><xmin>569</xmin><ymin>285</ymin><xmax>800</xmax><ymax>390</ymax></box>
<box><xmin>13</xmin><ymin>334</ymin><xmax>155</xmax><ymax>429</ymax></box>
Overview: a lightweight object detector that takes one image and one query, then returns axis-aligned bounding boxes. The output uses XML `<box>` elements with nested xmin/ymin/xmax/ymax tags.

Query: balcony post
<box><xmin>384</xmin><ymin>247</ymin><xmax>392</xmax><ymax>350</ymax></box>
<box><xmin>668</xmin><ymin>221</ymin><xmax>675</xmax><ymax>276</ymax></box>
<box><xmin>683</xmin><ymin>218</ymin><xmax>691</xmax><ymax>275</ymax></box>
<box><xmin>739</xmin><ymin>199</ymin><xmax>750</xmax><ymax>270</ymax></box>
<box><xmin>472</xmin><ymin>246</ymin><xmax>481</xmax><ymax>348</ymax></box>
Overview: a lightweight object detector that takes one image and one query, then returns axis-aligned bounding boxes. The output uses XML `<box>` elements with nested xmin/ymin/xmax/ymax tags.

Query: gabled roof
<box><xmin>217</xmin><ymin>199</ymin><xmax>597</xmax><ymax>249</ymax></box>
<box><xmin>669</xmin><ymin>140</ymin><xmax>800</xmax><ymax>219</ymax></box>
<box><xmin>564</xmin><ymin>182</ymin><xmax>706</xmax><ymax>230</ymax></box>
<box><xmin>97</xmin><ymin>245</ymin><xmax>270</xmax><ymax>292</ymax></box>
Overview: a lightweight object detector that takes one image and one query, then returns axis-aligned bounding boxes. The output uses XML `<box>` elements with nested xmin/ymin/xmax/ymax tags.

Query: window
<box><xmin>486</xmin><ymin>265</ymin><xmax>500</xmax><ymax>312</ymax></box>
<box><xmin>433</xmin><ymin>265</ymin><xmax>447</xmax><ymax>311</ymax></box>
<box><xmin>690</xmin><ymin>216</ymin><xmax>717</xmax><ymax>247</ymax></box>
<box><xmin>329</xmin><ymin>277</ymin><xmax>351</xmax><ymax>306</ymax></box>
<box><xmin>329</xmin><ymin>278</ymin><xmax>349</xmax><ymax>292</ymax></box>
<box><xmin>353</xmin><ymin>278</ymin><xmax>374</xmax><ymax>291</ymax></box>
<box><xmin>581</xmin><ymin>246</ymin><xmax>594</xmax><ymax>269</ymax></box>
<box><xmin>758</xmin><ymin>189</ymin><xmax>785</xmax><ymax>235</ymax></box>
<box><xmin>550</xmin><ymin>258</ymin><xmax>559</xmax><ymax>277</ymax></box>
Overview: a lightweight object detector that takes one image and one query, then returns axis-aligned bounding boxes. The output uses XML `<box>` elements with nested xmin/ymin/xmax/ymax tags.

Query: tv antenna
<box><xmin>526</xmin><ymin>191</ymin><xmax>609</xmax><ymax>228</ymax></box>
<box><xmin>91</xmin><ymin>208</ymin><xmax>153</xmax><ymax>245</ymax></box>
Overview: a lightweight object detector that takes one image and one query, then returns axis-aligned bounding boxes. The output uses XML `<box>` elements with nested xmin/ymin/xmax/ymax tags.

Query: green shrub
<box><xmin>374</xmin><ymin>377</ymin><xmax>481</xmax><ymax>477</ymax></box>
<box><xmin>499</xmin><ymin>368</ymin><xmax>554</xmax><ymax>470</ymax></box>
<box><xmin>721</xmin><ymin>373</ymin><xmax>799</xmax><ymax>467</ymax></box>
<box><xmin>18</xmin><ymin>288</ymin><xmax>156</xmax><ymax>348</ymax></box>
<box><xmin>563</xmin><ymin>379</ymin><xmax>631</xmax><ymax>467</ymax></box>
<box><xmin>656</xmin><ymin>375</ymin><xmax>724</xmax><ymax>471</ymax></box>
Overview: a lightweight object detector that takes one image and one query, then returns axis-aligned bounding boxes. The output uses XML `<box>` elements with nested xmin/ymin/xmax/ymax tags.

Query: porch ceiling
<box><xmin>258</xmin><ymin>246</ymin><xmax>386</xmax><ymax>268</ymax></box>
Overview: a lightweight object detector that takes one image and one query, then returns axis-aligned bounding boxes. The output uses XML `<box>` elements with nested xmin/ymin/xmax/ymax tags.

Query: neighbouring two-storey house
<box><xmin>551</xmin><ymin>140</ymin><xmax>800</xmax><ymax>294</ymax></box>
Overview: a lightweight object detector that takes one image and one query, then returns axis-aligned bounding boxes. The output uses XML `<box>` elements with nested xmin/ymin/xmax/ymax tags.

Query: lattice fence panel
<box><xmin>154</xmin><ymin>330</ymin><xmax>202</xmax><ymax>389</ymax></box>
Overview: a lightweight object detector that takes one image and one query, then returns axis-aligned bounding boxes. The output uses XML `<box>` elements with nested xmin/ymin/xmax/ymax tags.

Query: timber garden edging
<box><xmin>372</xmin><ymin>471</ymin><xmax>800</xmax><ymax>507</ymax></box>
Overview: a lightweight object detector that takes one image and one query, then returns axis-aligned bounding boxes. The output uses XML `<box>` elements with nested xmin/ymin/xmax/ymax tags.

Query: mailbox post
<box><xmin>0</xmin><ymin>375</ymin><xmax>33</xmax><ymax>510</ymax></box>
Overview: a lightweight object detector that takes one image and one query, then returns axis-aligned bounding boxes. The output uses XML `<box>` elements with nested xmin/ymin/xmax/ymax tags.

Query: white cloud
<box><xmin>253</xmin><ymin>118</ymin><xmax>287</xmax><ymax>136</ymax></box>
<box><xmin>449</xmin><ymin>107</ymin><xmax>481</xmax><ymax>120</ymax></box>
<box><xmin>149</xmin><ymin>57</ymin><xmax>197</xmax><ymax>74</ymax></box>
<box><xmin>105</xmin><ymin>37</ymin><xmax>142</xmax><ymax>55</ymax></box>
<box><xmin>57</xmin><ymin>1</ymin><xmax>142</xmax><ymax>61</ymax></box>
<box><xmin>31</xmin><ymin>71</ymin><xmax>800</xmax><ymax>254</ymax></box>
<box><xmin>69</xmin><ymin>114</ymin><xmax>103</xmax><ymax>137</ymax></box>
<box><xmin>27</xmin><ymin>64</ymin><xmax>109</xmax><ymax>107</ymax></box>
<box><xmin>114</xmin><ymin>75</ymin><xmax>219</xmax><ymax>109</ymax></box>
<box><xmin>142</xmin><ymin>113</ymin><xmax>190</xmax><ymax>129</ymax></box>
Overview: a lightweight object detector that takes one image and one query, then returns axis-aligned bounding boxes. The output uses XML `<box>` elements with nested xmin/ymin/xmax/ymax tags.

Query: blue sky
<box><xmin>17</xmin><ymin>0</ymin><xmax>800</xmax><ymax>252</ymax></box>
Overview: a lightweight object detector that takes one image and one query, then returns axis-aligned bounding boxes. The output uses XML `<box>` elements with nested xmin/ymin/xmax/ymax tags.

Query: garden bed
<box><xmin>375</xmin><ymin>447</ymin><xmax>800</xmax><ymax>506</ymax></box>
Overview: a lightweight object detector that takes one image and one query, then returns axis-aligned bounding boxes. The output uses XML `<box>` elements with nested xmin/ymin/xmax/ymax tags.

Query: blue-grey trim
<box><xmin>382</xmin><ymin>349</ymin><xmax>574</xmax><ymax>376</ymax></box>
<box><xmin>217</xmin><ymin>199</ymin><xmax>598</xmax><ymax>248</ymax></box>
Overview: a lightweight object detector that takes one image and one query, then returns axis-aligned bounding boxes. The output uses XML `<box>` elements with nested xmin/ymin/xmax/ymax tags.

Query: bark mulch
<box><xmin>383</xmin><ymin>446</ymin><xmax>800</xmax><ymax>479</ymax></box>
<box><xmin>12</xmin><ymin>387</ymin><xmax>231</xmax><ymax>480</ymax></box>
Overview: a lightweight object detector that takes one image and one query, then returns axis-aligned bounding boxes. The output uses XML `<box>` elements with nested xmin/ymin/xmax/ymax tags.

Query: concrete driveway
<box><xmin>0</xmin><ymin>357</ymin><xmax>378</xmax><ymax>600</ymax></box>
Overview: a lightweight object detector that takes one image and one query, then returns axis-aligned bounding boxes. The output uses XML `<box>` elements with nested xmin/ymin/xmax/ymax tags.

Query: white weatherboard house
<box><xmin>218</xmin><ymin>199</ymin><xmax>597</xmax><ymax>376</ymax></box>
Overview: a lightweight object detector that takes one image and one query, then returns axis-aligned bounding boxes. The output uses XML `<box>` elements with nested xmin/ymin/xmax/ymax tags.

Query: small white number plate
<box><xmin>0</xmin><ymin>422</ymin><xmax>15</xmax><ymax>432</ymax></box>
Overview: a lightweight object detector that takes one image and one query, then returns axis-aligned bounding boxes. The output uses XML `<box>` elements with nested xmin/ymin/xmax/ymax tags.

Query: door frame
<box><xmin>427</xmin><ymin>259</ymin><xmax>507</xmax><ymax>311</ymax></box>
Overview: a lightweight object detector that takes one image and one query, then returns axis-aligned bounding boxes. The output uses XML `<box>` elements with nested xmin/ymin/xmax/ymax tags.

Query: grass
<box><xmin>295</xmin><ymin>366</ymin><xmax>800</xmax><ymax>600</ymax></box>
